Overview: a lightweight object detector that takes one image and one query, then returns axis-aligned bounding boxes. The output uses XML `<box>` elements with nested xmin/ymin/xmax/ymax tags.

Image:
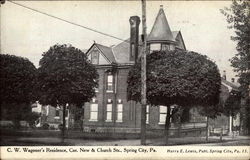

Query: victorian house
<box><xmin>82</xmin><ymin>6</ymin><xmax>206</xmax><ymax>135</ymax></box>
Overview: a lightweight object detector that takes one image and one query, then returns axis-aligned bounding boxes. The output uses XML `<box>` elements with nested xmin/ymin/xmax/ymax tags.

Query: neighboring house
<box><xmin>82</xmin><ymin>6</ymin><xmax>206</xmax><ymax>136</ymax></box>
<box><xmin>32</xmin><ymin>102</ymin><xmax>73</xmax><ymax>129</ymax></box>
<box><xmin>208</xmin><ymin>73</ymin><xmax>241</xmax><ymax>135</ymax></box>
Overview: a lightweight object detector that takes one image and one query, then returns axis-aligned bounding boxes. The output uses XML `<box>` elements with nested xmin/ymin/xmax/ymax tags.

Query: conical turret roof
<box><xmin>148</xmin><ymin>6</ymin><xmax>175</xmax><ymax>43</ymax></box>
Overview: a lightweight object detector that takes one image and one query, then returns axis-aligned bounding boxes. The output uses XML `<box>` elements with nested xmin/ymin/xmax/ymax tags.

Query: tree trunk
<box><xmin>80</xmin><ymin>111</ymin><xmax>83</xmax><ymax>132</ymax></box>
<box><xmin>165</xmin><ymin>106</ymin><xmax>171</xmax><ymax>145</ymax></box>
<box><xmin>61</xmin><ymin>105</ymin><xmax>66</xmax><ymax>143</ymax></box>
<box><xmin>177</xmin><ymin>108</ymin><xmax>183</xmax><ymax>137</ymax></box>
<box><xmin>13</xmin><ymin>120</ymin><xmax>20</xmax><ymax>129</ymax></box>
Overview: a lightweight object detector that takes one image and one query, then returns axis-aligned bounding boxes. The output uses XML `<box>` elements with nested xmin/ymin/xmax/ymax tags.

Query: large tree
<box><xmin>221</xmin><ymin>0</ymin><xmax>250</xmax><ymax>134</ymax></box>
<box><xmin>127</xmin><ymin>50</ymin><xmax>221</xmax><ymax>145</ymax></box>
<box><xmin>0</xmin><ymin>54</ymin><xmax>38</xmax><ymax>127</ymax></box>
<box><xmin>36</xmin><ymin>44</ymin><xmax>98</xmax><ymax>140</ymax></box>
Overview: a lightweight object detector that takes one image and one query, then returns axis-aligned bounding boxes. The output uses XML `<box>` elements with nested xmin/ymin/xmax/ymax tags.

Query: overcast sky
<box><xmin>1</xmin><ymin>1</ymin><xmax>238</xmax><ymax>81</ymax></box>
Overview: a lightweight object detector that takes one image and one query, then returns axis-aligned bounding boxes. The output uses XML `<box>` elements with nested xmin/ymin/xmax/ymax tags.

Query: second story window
<box><xmin>107</xmin><ymin>73</ymin><xmax>113</xmax><ymax>92</ymax></box>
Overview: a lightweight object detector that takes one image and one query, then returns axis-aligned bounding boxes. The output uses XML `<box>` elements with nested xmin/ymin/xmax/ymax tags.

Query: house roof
<box><xmin>112</xmin><ymin>39</ymin><xmax>131</xmax><ymax>64</ymax></box>
<box><xmin>172</xmin><ymin>31</ymin><xmax>179</xmax><ymax>39</ymax></box>
<box><xmin>95</xmin><ymin>43</ymin><xmax>116</xmax><ymax>63</ymax></box>
<box><xmin>147</xmin><ymin>6</ymin><xmax>175</xmax><ymax>43</ymax></box>
<box><xmin>171</xmin><ymin>31</ymin><xmax>186</xmax><ymax>50</ymax></box>
<box><xmin>221</xmin><ymin>78</ymin><xmax>240</xmax><ymax>91</ymax></box>
<box><xmin>85</xmin><ymin>6</ymin><xmax>186</xmax><ymax>65</ymax></box>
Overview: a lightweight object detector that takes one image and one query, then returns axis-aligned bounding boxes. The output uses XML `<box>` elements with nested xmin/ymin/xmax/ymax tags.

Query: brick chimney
<box><xmin>129</xmin><ymin>16</ymin><xmax>140</xmax><ymax>62</ymax></box>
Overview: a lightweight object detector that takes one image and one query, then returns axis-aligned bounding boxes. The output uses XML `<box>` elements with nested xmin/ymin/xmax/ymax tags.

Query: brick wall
<box><xmin>82</xmin><ymin>65</ymin><xmax>207</xmax><ymax>133</ymax></box>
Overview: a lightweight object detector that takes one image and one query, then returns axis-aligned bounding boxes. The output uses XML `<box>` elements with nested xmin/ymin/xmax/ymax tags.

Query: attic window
<box><xmin>91</xmin><ymin>49</ymin><xmax>99</xmax><ymax>64</ymax></box>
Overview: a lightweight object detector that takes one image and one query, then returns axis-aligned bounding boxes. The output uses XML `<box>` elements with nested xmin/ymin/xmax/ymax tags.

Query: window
<box><xmin>117</xmin><ymin>100</ymin><xmax>123</xmax><ymax>122</ymax></box>
<box><xmin>169</xmin><ymin>44</ymin><xmax>175</xmax><ymax>51</ymax></box>
<box><xmin>90</xmin><ymin>103</ymin><xmax>98</xmax><ymax>121</ymax></box>
<box><xmin>161</xmin><ymin>44</ymin><xmax>170</xmax><ymax>51</ymax></box>
<box><xmin>150</xmin><ymin>43</ymin><xmax>161</xmax><ymax>52</ymax></box>
<box><xmin>106</xmin><ymin>99</ymin><xmax>112</xmax><ymax>122</ymax></box>
<box><xmin>146</xmin><ymin>105</ymin><xmax>149</xmax><ymax>124</ymax></box>
<box><xmin>159</xmin><ymin>106</ymin><xmax>167</xmax><ymax>124</ymax></box>
<box><xmin>107</xmin><ymin>74</ymin><xmax>113</xmax><ymax>92</ymax></box>
<box><xmin>54</xmin><ymin>107</ymin><xmax>60</xmax><ymax>119</ymax></box>
<box><xmin>91</xmin><ymin>50</ymin><xmax>99</xmax><ymax>64</ymax></box>
<box><xmin>55</xmin><ymin>109</ymin><xmax>59</xmax><ymax>117</ymax></box>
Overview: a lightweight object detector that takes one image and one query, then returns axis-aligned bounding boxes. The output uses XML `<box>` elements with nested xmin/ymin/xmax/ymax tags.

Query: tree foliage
<box><xmin>0</xmin><ymin>54</ymin><xmax>37</xmax><ymax>126</ymax></box>
<box><xmin>36</xmin><ymin>44</ymin><xmax>98</xmax><ymax>139</ymax></box>
<box><xmin>36</xmin><ymin>44</ymin><xmax>98</xmax><ymax>107</ymax></box>
<box><xmin>221</xmin><ymin>0</ymin><xmax>250</xmax><ymax>134</ymax></box>
<box><xmin>127</xmin><ymin>50</ymin><xmax>221</xmax><ymax>144</ymax></box>
<box><xmin>221</xmin><ymin>0</ymin><xmax>250</xmax><ymax>98</ymax></box>
<box><xmin>223</xmin><ymin>90</ymin><xmax>241</xmax><ymax>117</ymax></box>
<box><xmin>0</xmin><ymin>54</ymin><xmax>37</xmax><ymax>104</ymax></box>
<box><xmin>127</xmin><ymin>50</ymin><xmax>221</xmax><ymax>107</ymax></box>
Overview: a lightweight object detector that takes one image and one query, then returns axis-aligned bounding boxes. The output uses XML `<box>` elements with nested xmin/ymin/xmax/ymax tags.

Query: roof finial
<box><xmin>160</xmin><ymin>5</ymin><xmax>163</xmax><ymax>9</ymax></box>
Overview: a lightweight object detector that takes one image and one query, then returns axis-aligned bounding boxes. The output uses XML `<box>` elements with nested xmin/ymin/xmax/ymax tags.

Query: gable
<box><xmin>87</xmin><ymin>46</ymin><xmax>110</xmax><ymax>65</ymax></box>
<box><xmin>175</xmin><ymin>32</ymin><xmax>186</xmax><ymax>50</ymax></box>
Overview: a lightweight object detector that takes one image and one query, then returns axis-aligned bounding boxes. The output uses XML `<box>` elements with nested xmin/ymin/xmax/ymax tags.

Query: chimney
<box><xmin>129</xmin><ymin>16</ymin><xmax>140</xmax><ymax>62</ymax></box>
<box><xmin>223</xmin><ymin>70</ymin><xmax>226</xmax><ymax>80</ymax></box>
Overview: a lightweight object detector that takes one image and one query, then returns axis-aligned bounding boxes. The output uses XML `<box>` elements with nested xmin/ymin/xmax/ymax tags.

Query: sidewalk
<box><xmin>4</xmin><ymin>135</ymin><xmax>249</xmax><ymax>146</ymax></box>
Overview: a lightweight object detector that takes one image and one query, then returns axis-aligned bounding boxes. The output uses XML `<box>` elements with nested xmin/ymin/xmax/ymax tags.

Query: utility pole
<box><xmin>0</xmin><ymin>0</ymin><xmax>5</xmax><ymax>54</ymax></box>
<box><xmin>141</xmin><ymin>0</ymin><xmax>147</xmax><ymax>145</ymax></box>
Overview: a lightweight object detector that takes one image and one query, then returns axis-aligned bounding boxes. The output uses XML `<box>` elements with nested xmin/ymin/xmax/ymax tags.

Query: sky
<box><xmin>1</xmin><ymin>1</ymin><xmax>238</xmax><ymax>81</ymax></box>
